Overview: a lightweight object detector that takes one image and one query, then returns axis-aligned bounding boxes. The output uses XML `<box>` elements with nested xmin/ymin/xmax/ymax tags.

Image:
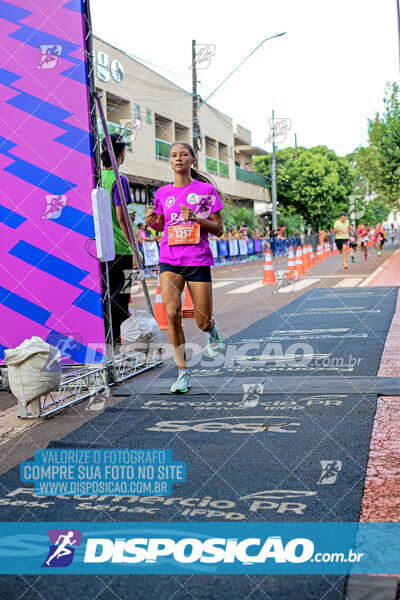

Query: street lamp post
<box><xmin>271</xmin><ymin>109</ymin><xmax>278</xmax><ymax>230</ymax></box>
<box><xmin>199</xmin><ymin>32</ymin><xmax>286</xmax><ymax>107</ymax></box>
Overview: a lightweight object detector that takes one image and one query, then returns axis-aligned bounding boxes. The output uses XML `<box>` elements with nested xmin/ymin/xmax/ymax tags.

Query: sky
<box><xmin>90</xmin><ymin>0</ymin><xmax>399</xmax><ymax>156</ymax></box>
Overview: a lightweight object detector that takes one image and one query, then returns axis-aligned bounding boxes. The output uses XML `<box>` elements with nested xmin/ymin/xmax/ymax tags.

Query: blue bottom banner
<box><xmin>0</xmin><ymin>522</ymin><xmax>399</xmax><ymax>574</ymax></box>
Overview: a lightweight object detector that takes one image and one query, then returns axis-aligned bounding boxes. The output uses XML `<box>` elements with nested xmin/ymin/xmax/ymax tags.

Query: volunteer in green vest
<box><xmin>101</xmin><ymin>134</ymin><xmax>135</xmax><ymax>344</ymax></box>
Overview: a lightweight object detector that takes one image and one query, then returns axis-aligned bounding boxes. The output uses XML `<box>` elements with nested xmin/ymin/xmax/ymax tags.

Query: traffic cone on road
<box><xmin>309</xmin><ymin>244</ymin><xmax>316</xmax><ymax>267</ymax></box>
<box><xmin>182</xmin><ymin>286</ymin><xmax>195</xmax><ymax>318</ymax></box>
<box><xmin>325</xmin><ymin>242</ymin><xmax>331</xmax><ymax>257</ymax></box>
<box><xmin>262</xmin><ymin>249</ymin><xmax>277</xmax><ymax>284</ymax></box>
<box><xmin>286</xmin><ymin>247</ymin><xmax>296</xmax><ymax>275</ymax></box>
<box><xmin>303</xmin><ymin>245</ymin><xmax>310</xmax><ymax>271</ymax></box>
<box><xmin>153</xmin><ymin>275</ymin><xmax>168</xmax><ymax>330</ymax></box>
<box><xmin>316</xmin><ymin>244</ymin><xmax>323</xmax><ymax>262</ymax></box>
<box><xmin>295</xmin><ymin>246</ymin><xmax>305</xmax><ymax>276</ymax></box>
<box><xmin>333</xmin><ymin>244</ymin><xmax>338</xmax><ymax>255</ymax></box>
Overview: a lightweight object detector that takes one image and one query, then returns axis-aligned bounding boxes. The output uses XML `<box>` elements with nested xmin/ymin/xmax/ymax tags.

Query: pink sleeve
<box><xmin>209</xmin><ymin>185</ymin><xmax>224</xmax><ymax>213</ymax></box>
<box><xmin>154</xmin><ymin>190</ymin><xmax>163</xmax><ymax>215</ymax></box>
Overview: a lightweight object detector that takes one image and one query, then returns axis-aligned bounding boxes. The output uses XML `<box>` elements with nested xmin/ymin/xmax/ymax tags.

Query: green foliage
<box><xmin>253</xmin><ymin>145</ymin><xmax>354</xmax><ymax>230</ymax></box>
<box><xmin>362</xmin><ymin>198</ymin><xmax>391</xmax><ymax>225</ymax></box>
<box><xmin>222</xmin><ymin>201</ymin><xmax>264</xmax><ymax>234</ymax></box>
<box><xmin>353</xmin><ymin>82</ymin><xmax>400</xmax><ymax>207</ymax></box>
<box><xmin>278</xmin><ymin>212</ymin><xmax>305</xmax><ymax>235</ymax></box>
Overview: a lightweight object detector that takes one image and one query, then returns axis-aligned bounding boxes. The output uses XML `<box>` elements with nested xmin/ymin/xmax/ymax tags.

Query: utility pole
<box><xmin>271</xmin><ymin>109</ymin><xmax>278</xmax><ymax>230</ymax></box>
<box><xmin>294</xmin><ymin>133</ymin><xmax>298</xmax><ymax>159</ymax></box>
<box><xmin>192</xmin><ymin>40</ymin><xmax>200</xmax><ymax>153</ymax></box>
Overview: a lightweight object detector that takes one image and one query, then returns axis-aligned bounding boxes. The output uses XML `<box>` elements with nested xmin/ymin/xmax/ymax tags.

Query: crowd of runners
<box><xmin>332</xmin><ymin>213</ymin><xmax>394</xmax><ymax>269</ymax></box>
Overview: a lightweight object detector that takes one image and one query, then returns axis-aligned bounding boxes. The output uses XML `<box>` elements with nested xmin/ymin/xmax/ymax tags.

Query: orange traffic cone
<box><xmin>326</xmin><ymin>241</ymin><xmax>331</xmax><ymax>257</ymax></box>
<box><xmin>316</xmin><ymin>244</ymin><xmax>323</xmax><ymax>262</ymax></box>
<box><xmin>333</xmin><ymin>244</ymin><xmax>338</xmax><ymax>255</ymax></box>
<box><xmin>295</xmin><ymin>246</ymin><xmax>305</xmax><ymax>276</ymax></box>
<box><xmin>182</xmin><ymin>286</ymin><xmax>195</xmax><ymax>318</ymax></box>
<box><xmin>286</xmin><ymin>246</ymin><xmax>296</xmax><ymax>275</ymax></box>
<box><xmin>309</xmin><ymin>244</ymin><xmax>316</xmax><ymax>267</ymax></box>
<box><xmin>262</xmin><ymin>249</ymin><xmax>277</xmax><ymax>284</ymax></box>
<box><xmin>153</xmin><ymin>275</ymin><xmax>168</xmax><ymax>330</ymax></box>
<box><xmin>302</xmin><ymin>244</ymin><xmax>310</xmax><ymax>271</ymax></box>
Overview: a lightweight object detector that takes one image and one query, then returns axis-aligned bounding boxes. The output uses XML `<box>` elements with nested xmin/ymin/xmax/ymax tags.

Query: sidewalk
<box><xmin>361</xmin><ymin>248</ymin><xmax>400</xmax><ymax>521</ymax></box>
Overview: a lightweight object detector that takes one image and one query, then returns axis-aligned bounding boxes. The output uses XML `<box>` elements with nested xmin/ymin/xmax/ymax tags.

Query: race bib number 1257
<box><xmin>168</xmin><ymin>223</ymin><xmax>200</xmax><ymax>245</ymax></box>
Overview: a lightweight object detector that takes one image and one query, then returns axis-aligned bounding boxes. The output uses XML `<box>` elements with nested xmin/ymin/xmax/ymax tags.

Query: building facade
<box><xmin>93</xmin><ymin>36</ymin><xmax>271</xmax><ymax>224</ymax></box>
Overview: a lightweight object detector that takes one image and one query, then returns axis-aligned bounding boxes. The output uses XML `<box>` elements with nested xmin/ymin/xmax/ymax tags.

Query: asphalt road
<box><xmin>0</xmin><ymin>244</ymin><xmax>398</xmax><ymax>600</ymax></box>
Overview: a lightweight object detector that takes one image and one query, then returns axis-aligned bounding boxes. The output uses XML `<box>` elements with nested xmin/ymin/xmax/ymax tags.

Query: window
<box><xmin>146</xmin><ymin>109</ymin><xmax>151</xmax><ymax>124</ymax></box>
<box><xmin>133</xmin><ymin>104</ymin><xmax>140</xmax><ymax>119</ymax></box>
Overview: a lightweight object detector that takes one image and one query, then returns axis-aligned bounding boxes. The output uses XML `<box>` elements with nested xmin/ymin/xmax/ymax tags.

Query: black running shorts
<box><xmin>159</xmin><ymin>263</ymin><xmax>212</xmax><ymax>282</ymax></box>
<box><xmin>335</xmin><ymin>239</ymin><xmax>348</xmax><ymax>251</ymax></box>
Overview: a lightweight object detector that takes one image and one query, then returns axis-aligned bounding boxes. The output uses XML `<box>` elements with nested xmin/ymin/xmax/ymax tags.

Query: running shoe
<box><xmin>170</xmin><ymin>371</ymin><xmax>190</xmax><ymax>393</ymax></box>
<box><xmin>351</xmin><ymin>255</ymin><xmax>355</xmax><ymax>263</ymax></box>
<box><xmin>378</xmin><ymin>251</ymin><xmax>382</xmax><ymax>256</ymax></box>
<box><xmin>206</xmin><ymin>323</ymin><xmax>223</xmax><ymax>358</ymax></box>
<box><xmin>365</xmin><ymin>252</ymin><xmax>368</xmax><ymax>260</ymax></box>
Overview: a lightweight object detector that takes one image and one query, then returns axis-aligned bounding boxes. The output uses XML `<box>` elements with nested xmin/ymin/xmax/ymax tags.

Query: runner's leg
<box><xmin>187</xmin><ymin>281</ymin><xmax>213</xmax><ymax>332</ymax></box>
<box><xmin>338</xmin><ymin>240</ymin><xmax>348</xmax><ymax>268</ymax></box>
<box><xmin>188</xmin><ymin>279</ymin><xmax>222</xmax><ymax>357</ymax></box>
<box><xmin>160</xmin><ymin>271</ymin><xmax>186</xmax><ymax>369</ymax></box>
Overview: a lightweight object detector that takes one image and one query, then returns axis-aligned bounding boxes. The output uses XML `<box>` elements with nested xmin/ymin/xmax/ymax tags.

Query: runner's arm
<box><xmin>145</xmin><ymin>208</ymin><xmax>165</xmax><ymax>232</ymax></box>
<box><xmin>181</xmin><ymin>206</ymin><xmax>223</xmax><ymax>236</ymax></box>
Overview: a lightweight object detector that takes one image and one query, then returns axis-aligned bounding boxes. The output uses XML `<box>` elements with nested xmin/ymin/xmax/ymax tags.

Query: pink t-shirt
<box><xmin>154</xmin><ymin>180</ymin><xmax>224</xmax><ymax>266</ymax></box>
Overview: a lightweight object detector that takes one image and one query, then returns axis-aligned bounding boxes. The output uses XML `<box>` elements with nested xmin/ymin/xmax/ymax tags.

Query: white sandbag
<box><xmin>120</xmin><ymin>310</ymin><xmax>162</xmax><ymax>353</ymax></box>
<box><xmin>4</xmin><ymin>336</ymin><xmax>61</xmax><ymax>408</ymax></box>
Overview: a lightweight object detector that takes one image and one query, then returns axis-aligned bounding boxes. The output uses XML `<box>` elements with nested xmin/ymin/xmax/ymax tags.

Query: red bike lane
<box><xmin>361</xmin><ymin>248</ymin><xmax>400</xmax><ymax>522</ymax></box>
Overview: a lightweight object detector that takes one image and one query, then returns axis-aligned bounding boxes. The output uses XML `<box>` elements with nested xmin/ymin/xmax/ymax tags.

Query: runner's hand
<box><xmin>180</xmin><ymin>204</ymin><xmax>197</xmax><ymax>222</ymax></box>
<box><xmin>145</xmin><ymin>208</ymin><xmax>157</xmax><ymax>226</ymax></box>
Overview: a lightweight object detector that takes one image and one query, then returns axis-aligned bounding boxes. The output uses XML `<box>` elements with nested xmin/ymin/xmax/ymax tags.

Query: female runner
<box><xmin>348</xmin><ymin>223</ymin><xmax>358</xmax><ymax>262</ymax></box>
<box><xmin>145</xmin><ymin>142</ymin><xmax>224</xmax><ymax>393</ymax></box>
<box><xmin>357</xmin><ymin>223</ymin><xmax>369</xmax><ymax>260</ymax></box>
<box><xmin>375</xmin><ymin>222</ymin><xmax>386</xmax><ymax>256</ymax></box>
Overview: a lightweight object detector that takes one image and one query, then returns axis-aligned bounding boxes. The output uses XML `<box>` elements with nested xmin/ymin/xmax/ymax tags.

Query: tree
<box><xmin>222</xmin><ymin>201</ymin><xmax>264</xmax><ymax>233</ymax></box>
<box><xmin>253</xmin><ymin>146</ymin><xmax>354</xmax><ymax>230</ymax></box>
<box><xmin>362</xmin><ymin>198</ymin><xmax>391</xmax><ymax>225</ymax></box>
<box><xmin>353</xmin><ymin>82</ymin><xmax>400</xmax><ymax>206</ymax></box>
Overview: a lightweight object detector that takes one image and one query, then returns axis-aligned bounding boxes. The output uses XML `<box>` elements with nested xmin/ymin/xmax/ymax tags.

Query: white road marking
<box><xmin>213</xmin><ymin>280</ymin><xmax>236</xmax><ymax>288</ymax></box>
<box><xmin>334</xmin><ymin>277</ymin><xmax>364</xmax><ymax>288</ymax></box>
<box><xmin>277</xmin><ymin>278</ymin><xmax>320</xmax><ymax>293</ymax></box>
<box><xmin>272</xmin><ymin>328</ymin><xmax>348</xmax><ymax>334</ymax></box>
<box><xmin>227</xmin><ymin>281</ymin><xmax>265</xmax><ymax>294</ymax></box>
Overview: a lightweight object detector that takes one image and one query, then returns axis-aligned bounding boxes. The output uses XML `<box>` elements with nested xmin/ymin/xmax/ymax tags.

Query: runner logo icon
<box><xmin>241</xmin><ymin>383</ymin><xmax>264</xmax><ymax>408</ymax></box>
<box><xmin>317</xmin><ymin>460</ymin><xmax>342</xmax><ymax>485</ymax></box>
<box><xmin>186</xmin><ymin>193</ymin><xmax>198</xmax><ymax>205</ymax></box>
<box><xmin>42</xmin><ymin>529</ymin><xmax>82</xmax><ymax>568</ymax></box>
<box><xmin>166</xmin><ymin>196</ymin><xmax>176</xmax><ymax>208</ymax></box>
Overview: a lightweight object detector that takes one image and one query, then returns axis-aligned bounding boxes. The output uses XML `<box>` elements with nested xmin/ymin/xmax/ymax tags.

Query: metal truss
<box><xmin>0</xmin><ymin>367</ymin><xmax>9</xmax><ymax>391</ymax></box>
<box><xmin>15</xmin><ymin>347</ymin><xmax>162</xmax><ymax>419</ymax></box>
<box><xmin>110</xmin><ymin>345</ymin><xmax>162</xmax><ymax>384</ymax></box>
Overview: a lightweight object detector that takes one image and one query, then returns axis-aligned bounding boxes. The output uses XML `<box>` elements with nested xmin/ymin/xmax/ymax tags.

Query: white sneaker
<box><xmin>170</xmin><ymin>371</ymin><xmax>190</xmax><ymax>393</ymax></box>
<box><xmin>206</xmin><ymin>323</ymin><xmax>222</xmax><ymax>358</ymax></box>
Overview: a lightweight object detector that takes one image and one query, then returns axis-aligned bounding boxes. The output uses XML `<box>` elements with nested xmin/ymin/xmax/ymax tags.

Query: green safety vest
<box><xmin>101</xmin><ymin>169</ymin><xmax>132</xmax><ymax>256</ymax></box>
